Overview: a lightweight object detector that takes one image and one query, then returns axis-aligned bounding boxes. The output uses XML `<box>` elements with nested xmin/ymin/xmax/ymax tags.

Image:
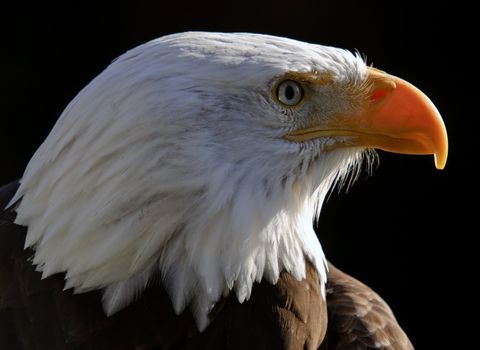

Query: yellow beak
<box><xmin>284</xmin><ymin>67</ymin><xmax>448</xmax><ymax>169</ymax></box>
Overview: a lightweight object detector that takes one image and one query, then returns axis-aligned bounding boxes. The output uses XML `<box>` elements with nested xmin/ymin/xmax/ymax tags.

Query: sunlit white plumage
<box><xmin>10</xmin><ymin>32</ymin><xmax>371</xmax><ymax>330</ymax></box>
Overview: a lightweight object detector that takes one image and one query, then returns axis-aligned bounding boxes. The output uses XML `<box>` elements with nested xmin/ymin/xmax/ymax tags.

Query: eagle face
<box><xmin>149</xmin><ymin>32</ymin><xmax>369</xmax><ymax>181</ymax></box>
<box><xmin>9</xmin><ymin>32</ymin><xmax>447</xmax><ymax>330</ymax></box>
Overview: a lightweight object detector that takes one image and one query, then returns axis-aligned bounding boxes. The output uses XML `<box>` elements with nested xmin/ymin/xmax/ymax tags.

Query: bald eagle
<box><xmin>0</xmin><ymin>32</ymin><xmax>447</xmax><ymax>349</ymax></box>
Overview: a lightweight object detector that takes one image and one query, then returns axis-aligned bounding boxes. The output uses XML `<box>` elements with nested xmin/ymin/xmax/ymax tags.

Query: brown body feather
<box><xmin>322</xmin><ymin>264</ymin><xmax>413</xmax><ymax>350</ymax></box>
<box><xmin>0</xmin><ymin>182</ymin><xmax>412</xmax><ymax>349</ymax></box>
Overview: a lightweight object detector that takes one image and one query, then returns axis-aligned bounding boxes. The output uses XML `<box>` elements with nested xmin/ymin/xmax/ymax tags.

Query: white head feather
<box><xmin>10</xmin><ymin>32</ymin><xmax>372</xmax><ymax>330</ymax></box>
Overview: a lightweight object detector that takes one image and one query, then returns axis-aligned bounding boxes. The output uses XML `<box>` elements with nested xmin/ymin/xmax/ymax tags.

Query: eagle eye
<box><xmin>275</xmin><ymin>80</ymin><xmax>304</xmax><ymax>107</ymax></box>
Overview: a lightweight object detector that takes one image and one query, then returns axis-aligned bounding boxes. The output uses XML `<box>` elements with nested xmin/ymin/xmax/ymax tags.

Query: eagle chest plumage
<box><xmin>1</xmin><ymin>182</ymin><xmax>326</xmax><ymax>350</ymax></box>
<box><xmin>1</xmin><ymin>31</ymin><xmax>447</xmax><ymax>349</ymax></box>
<box><xmin>0</xmin><ymin>181</ymin><xmax>411</xmax><ymax>350</ymax></box>
<box><xmin>0</xmin><ymin>183</ymin><xmax>412</xmax><ymax>350</ymax></box>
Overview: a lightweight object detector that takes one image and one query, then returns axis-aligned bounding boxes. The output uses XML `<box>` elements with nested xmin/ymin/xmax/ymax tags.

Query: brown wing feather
<box><xmin>321</xmin><ymin>262</ymin><xmax>414</xmax><ymax>350</ymax></box>
<box><xmin>0</xmin><ymin>181</ymin><xmax>328</xmax><ymax>350</ymax></box>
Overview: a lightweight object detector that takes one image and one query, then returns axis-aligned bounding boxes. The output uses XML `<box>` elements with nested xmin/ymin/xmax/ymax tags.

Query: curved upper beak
<box><xmin>285</xmin><ymin>67</ymin><xmax>448</xmax><ymax>169</ymax></box>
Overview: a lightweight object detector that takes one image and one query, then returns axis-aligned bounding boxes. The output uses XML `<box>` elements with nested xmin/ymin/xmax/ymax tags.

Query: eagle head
<box><xmin>10</xmin><ymin>32</ymin><xmax>447</xmax><ymax>330</ymax></box>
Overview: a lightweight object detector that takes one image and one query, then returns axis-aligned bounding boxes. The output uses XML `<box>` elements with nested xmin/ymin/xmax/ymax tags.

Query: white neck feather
<box><xmin>8</xmin><ymin>32</ymin><xmax>370</xmax><ymax>331</ymax></box>
<box><xmin>12</xmin><ymin>143</ymin><xmax>363</xmax><ymax>331</ymax></box>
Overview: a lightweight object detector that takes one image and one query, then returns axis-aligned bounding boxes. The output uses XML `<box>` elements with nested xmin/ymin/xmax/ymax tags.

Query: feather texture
<box><xmin>323</xmin><ymin>263</ymin><xmax>413</xmax><ymax>349</ymax></box>
<box><xmin>9</xmin><ymin>32</ymin><xmax>370</xmax><ymax>329</ymax></box>
<box><xmin>1</xmin><ymin>182</ymin><xmax>412</xmax><ymax>349</ymax></box>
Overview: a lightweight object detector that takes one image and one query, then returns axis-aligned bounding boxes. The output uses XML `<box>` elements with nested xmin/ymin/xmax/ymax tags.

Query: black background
<box><xmin>0</xmin><ymin>1</ymin><xmax>474</xmax><ymax>348</ymax></box>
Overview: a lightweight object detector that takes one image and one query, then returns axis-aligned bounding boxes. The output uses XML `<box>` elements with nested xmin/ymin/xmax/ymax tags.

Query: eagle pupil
<box><xmin>285</xmin><ymin>85</ymin><xmax>295</xmax><ymax>100</ymax></box>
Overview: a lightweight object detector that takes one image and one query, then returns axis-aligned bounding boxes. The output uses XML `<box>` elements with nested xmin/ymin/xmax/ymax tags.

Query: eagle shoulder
<box><xmin>322</xmin><ymin>262</ymin><xmax>414</xmax><ymax>350</ymax></box>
